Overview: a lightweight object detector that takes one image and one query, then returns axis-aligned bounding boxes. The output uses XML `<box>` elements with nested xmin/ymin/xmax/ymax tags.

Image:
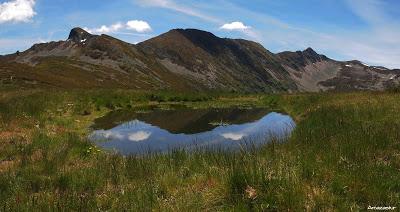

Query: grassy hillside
<box><xmin>0</xmin><ymin>90</ymin><xmax>399</xmax><ymax>210</ymax></box>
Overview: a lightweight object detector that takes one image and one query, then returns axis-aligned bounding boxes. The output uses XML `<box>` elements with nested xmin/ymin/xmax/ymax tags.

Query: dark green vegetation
<box><xmin>0</xmin><ymin>90</ymin><xmax>399</xmax><ymax>210</ymax></box>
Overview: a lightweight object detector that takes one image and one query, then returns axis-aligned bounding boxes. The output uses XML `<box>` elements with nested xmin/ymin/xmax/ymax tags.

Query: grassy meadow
<box><xmin>0</xmin><ymin>89</ymin><xmax>399</xmax><ymax>211</ymax></box>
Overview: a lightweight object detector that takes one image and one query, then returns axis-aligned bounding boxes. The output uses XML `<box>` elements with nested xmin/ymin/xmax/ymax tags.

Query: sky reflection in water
<box><xmin>90</xmin><ymin>108</ymin><xmax>295</xmax><ymax>155</ymax></box>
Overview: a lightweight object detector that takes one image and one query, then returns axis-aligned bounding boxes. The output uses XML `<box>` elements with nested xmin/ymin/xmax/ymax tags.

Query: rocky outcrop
<box><xmin>68</xmin><ymin>27</ymin><xmax>95</xmax><ymax>43</ymax></box>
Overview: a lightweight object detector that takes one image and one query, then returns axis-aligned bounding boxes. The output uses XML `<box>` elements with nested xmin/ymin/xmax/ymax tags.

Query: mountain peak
<box><xmin>302</xmin><ymin>47</ymin><xmax>326</xmax><ymax>61</ymax></box>
<box><xmin>168</xmin><ymin>28</ymin><xmax>218</xmax><ymax>39</ymax></box>
<box><xmin>303</xmin><ymin>47</ymin><xmax>317</xmax><ymax>55</ymax></box>
<box><xmin>171</xmin><ymin>28</ymin><xmax>215</xmax><ymax>35</ymax></box>
<box><xmin>68</xmin><ymin>27</ymin><xmax>93</xmax><ymax>43</ymax></box>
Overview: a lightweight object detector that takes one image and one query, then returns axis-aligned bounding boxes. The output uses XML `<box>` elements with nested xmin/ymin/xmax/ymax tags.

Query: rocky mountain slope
<box><xmin>0</xmin><ymin>27</ymin><xmax>398</xmax><ymax>92</ymax></box>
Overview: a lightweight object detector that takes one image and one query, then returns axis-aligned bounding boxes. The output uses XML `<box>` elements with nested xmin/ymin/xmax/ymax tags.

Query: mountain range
<box><xmin>0</xmin><ymin>27</ymin><xmax>399</xmax><ymax>92</ymax></box>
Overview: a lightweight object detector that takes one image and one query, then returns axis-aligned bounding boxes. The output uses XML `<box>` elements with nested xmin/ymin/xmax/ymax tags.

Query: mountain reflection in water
<box><xmin>90</xmin><ymin>108</ymin><xmax>295</xmax><ymax>155</ymax></box>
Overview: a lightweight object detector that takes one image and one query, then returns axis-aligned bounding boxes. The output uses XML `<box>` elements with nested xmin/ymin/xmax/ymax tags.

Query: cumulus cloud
<box><xmin>220</xmin><ymin>21</ymin><xmax>261</xmax><ymax>41</ymax></box>
<box><xmin>84</xmin><ymin>20</ymin><xmax>152</xmax><ymax>35</ymax></box>
<box><xmin>220</xmin><ymin>21</ymin><xmax>250</xmax><ymax>31</ymax></box>
<box><xmin>126</xmin><ymin>20</ymin><xmax>152</xmax><ymax>32</ymax></box>
<box><xmin>128</xmin><ymin>131</ymin><xmax>151</xmax><ymax>142</ymax></box>
<box><xmin>84</xmin><ymin>23</ymin><xmax>124</xmax><ymax>34</ymax></box>
<box><xmin>0</xmin><ymin>0</ymin><xmax>36</xmax><ymax>23</ymax></box>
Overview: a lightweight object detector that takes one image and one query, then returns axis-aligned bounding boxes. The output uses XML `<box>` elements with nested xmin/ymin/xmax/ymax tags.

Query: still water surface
<box><xmin>90</xmin><ymin>108</ymin><xmax>295</xmax><ymax>155</ymax></box>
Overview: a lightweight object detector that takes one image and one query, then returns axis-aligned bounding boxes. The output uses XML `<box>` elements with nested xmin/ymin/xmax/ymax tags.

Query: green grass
<box><xmin>0</xmin><ymin>90</ymin><xmax>399</xmax><ymax>210</ymax></box>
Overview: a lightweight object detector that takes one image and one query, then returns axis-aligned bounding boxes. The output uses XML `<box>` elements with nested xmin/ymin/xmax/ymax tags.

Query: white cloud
<box><xmin>84</xmin><ymin>20</ymin><xmax>152</xmax><ymax>35</ymax></box>
<box><xmin>128</xmin><ymin>131</ymin><xmax>151</xmax><ymax>142</ymax></box>
<box><xmin>0</xmin><ymin>0</ymin><xmax>36</xmax><ymax>24</ymax></box>
<box><xmin>220</xmin><ymin>21</ymin><xmax>262</xmax><ymax>42</ymax></box>
<box><xmin>220</xmin><ymin>21</ymin><xmax>250</xmax><ymax>31</ymax></box>
<box><xmin>126</xmin><ymin>20</ymin><xmax>152</xmax><ymax>32</ymax></box>
<box><xmin>221</xmin><ymin>133</ymin><xmax>245</xmax><ymax>141</ymax></box>
<box><xmin>84</xmin><ymin>23</ymin><xmax>124</xmax><ymax>34</ymax></box>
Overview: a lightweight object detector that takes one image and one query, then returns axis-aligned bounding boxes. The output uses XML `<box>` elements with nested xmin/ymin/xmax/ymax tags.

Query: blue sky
<box><xmin>1</xmin><ymin>0</ymin><xmax>399</xmax><ymax>68</ymax></box>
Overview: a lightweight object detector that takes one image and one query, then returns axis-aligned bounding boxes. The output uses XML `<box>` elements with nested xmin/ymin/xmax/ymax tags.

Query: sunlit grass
<box><xmin>0</xmin><ymin>90</ymin><xmax>399</xmax><ymax>210</ymax></box>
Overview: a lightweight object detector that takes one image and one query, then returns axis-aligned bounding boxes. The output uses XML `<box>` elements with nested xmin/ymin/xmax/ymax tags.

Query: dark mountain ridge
<box><xmin>0</xmin><ymin>27</ymin><xmax>398</xmax><ymax>92</ymax></box>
